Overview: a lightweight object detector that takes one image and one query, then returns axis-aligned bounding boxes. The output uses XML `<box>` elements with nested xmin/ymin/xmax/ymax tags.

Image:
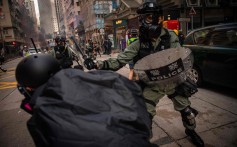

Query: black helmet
<box><xmin>55</xmin><ymin>35</ymin><xmax>66</xmax><ymax>43</ymax></box>
<box><xmin>130</xmin><ymin>29</ymin><xmax>138</xmax><ymax>35</ymax></box>
<box><xmin>15</xmin><ymin>54</ymin><xmax>61</xmax><ymax>88</ymax></box>
<box><xmin>137</xmin><ymin>0</ymin><xmax>163</xmax><ymax>15</ymax></box>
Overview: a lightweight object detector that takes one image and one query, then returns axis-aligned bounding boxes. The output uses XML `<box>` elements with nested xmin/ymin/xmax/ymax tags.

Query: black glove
<box><xmin>84</xmin><ymin>58</ymin><xmax>96</xmax><ymax>70</ymax></box>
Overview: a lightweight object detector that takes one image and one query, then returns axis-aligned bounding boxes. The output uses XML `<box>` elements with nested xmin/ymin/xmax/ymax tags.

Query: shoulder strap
<box><xmin>155</xmin><ymin>28</ymin><xmax>171</xmax><ymax>51</ymax></box>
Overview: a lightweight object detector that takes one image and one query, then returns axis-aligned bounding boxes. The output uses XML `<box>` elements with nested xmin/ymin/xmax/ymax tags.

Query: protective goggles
<box><xmin>139</xmin><ymin>13</ymin><xmax>161</xmax><ymax>25</ymax></box>
<box><xmin>139</xmin><ymin>13</ymin><xmax>154</xmax><ymax>24</ymax></box>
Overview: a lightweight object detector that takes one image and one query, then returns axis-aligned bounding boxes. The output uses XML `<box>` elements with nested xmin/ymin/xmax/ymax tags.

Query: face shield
<box><xmin>140</xmin><ymin>14</ymin><xmax>153</xmax><ymax>24</ymax></box>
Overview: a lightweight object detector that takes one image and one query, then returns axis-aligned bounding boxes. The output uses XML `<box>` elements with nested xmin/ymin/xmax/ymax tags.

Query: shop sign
<box><xmin>178</xmin><ymin>18</ymin><xmax>191</xmax><ymax>22</ymax></box>
<box><xmin>116</xmin><ymin>20</ymin><xmax>123</xmax><ymax>24</ymax></box>
<box><xmin>114</xmin><ymin>19</ymin><xmax>127</xmax><ymax>28</ymax></box>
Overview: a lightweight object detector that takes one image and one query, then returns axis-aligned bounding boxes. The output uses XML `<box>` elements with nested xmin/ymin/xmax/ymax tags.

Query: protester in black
<box><xmin>107</xmin><ymin>39</ymin><xmax>112</xmax><ymax>55</ymax></box>
<box><xmin>15</xmin><ymin>54</ymin><xmax>157</xmax><ymax>147</ymax></box>
<box><xmin>103</xmin><ymin>39</ymin><xmax>109</xmax><ymax>55</ymax></box>
<box><xmin>0</xmin><ymin>48</ymin><xmax>7</xmax><ymax>72</ymax></box>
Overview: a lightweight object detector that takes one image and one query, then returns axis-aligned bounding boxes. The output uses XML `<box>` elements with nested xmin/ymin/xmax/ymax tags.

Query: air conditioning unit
<box><xmin>186</xmin><ymin>0</ymin><xmax>201</xmax><ymax>7</ymax></box>
<box><xmin>230</xmin><ymin>0</ymin><xmax>237</xmax><ymax>6</ymax></box>
<box><xmin>205</xmin><ymin>0</ymin><xmax>219</xmax><ymax>7</ymax></box>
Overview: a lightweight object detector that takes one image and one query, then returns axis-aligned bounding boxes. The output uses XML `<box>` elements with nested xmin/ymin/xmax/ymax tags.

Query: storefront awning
<box><xmin>104</xmin><ymin>12</ymin><xmax>117</xmax><ymax>21</ymax></box>
<box><xmin>121</xmin><ymin>0</ymin><xmax>140</xmax><ymax>8</ymax></box>
<box><xmin>116</xmin><ymin>0</ymin><xmax>140</xmax><ymax>19</ymax></box>
<box><xmin>158</xmin><ymin>0</ymin><xmax>180</xmax><ymax>10</ymax></box>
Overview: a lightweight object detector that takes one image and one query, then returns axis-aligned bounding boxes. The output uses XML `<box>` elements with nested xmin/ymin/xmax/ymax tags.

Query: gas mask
<box><xmin>57</xmin><ymin>41</ymin><xmax>65</xmax><ymax>48</ymax></box>
<box><xmin>55</xmin><ymin>42</ymin><xmax>66</xmax><ymax>59</ymax></box>
<box><xmin>139</xmin><ymin>13</ymin><xmax>162</xmax><ymax>39</ymax></box>
<box><xmin>137</xmin><ymin>1</ymin><xmax>163</xmax><ymax>40</ymax></box>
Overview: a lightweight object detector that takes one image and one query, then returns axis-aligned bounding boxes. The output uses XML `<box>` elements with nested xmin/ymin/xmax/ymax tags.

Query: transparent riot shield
<box><xmin>134</xmin><ymin>47</ymin><xmax>193</xmax><ymax>88</ymax></box>
<box><xmin>67</xmin><ymin>37</ymin><xmax>86</xmax><ymax>69</ymax></box>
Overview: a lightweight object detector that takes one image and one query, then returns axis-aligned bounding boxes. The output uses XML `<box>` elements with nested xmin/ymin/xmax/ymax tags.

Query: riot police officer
<box><xmin>127</xmin><ymin>29</ymin><xmax>139</xmax><ymax>80</ymax></box>
<box><xmin>52</xmin><ymin>36</ymin><xmax>73</xmax><ymax>68</ymax></box>
<box><xmin>84</xmin><ymin>0</ymin><xmax>204</xmax><ymax>146</ymax></box>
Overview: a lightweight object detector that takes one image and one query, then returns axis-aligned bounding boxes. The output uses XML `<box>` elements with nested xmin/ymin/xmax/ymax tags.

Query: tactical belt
<box><xmin>144</xmin><ymin>98</ymin><xmax>157</xmax><ymax>107</ymax></box>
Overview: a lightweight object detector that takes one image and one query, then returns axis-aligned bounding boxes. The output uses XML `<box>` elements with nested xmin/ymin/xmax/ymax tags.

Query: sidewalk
<box><xmin>96</xmin><ymin>53</ymin><xmax>237</xmax><ymax>147</ymax></box>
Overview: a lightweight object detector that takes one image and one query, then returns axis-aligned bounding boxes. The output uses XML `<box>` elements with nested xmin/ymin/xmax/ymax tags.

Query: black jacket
<box><xmin>27</xmin><ymin>69</ymin><xmax>153</xmax><ymax>147</ymax></box>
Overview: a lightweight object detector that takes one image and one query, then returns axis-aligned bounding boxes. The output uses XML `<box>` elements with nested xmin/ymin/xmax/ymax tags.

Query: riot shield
<box><xmin>134</xmin><ymin>47</ymin><xmax>193</xmax><ymax>88</ymax></box>
<box><xmin>67</xmin><ymin>37</ymin><xmax>86</xmax><ymax>69</ymax></box>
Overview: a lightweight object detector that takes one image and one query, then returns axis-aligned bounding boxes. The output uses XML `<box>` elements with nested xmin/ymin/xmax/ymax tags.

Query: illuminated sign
<box><xmin>116</xmin><ymin>20</ymin><xmax>122</xmax><ymax>24</ymax></box>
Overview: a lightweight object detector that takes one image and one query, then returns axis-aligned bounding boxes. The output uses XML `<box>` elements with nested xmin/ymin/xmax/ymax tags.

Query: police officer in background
<box><xmin>127</xmin><ymin>29</ymin><xmax>139</xmax><ymax>46</ymax></box>
<box><xmin>0</xmin><ymin>48</ymin><xmax>7</xmax><ymax>72</ymax></box>
<box><xmin>51</xmin><ymin>36</ymin><xmax>73</xmax><ymax>68</ymax></box>
<box><xmin>127</xmin><ymin>29</ymin><xmax>139</xmax><ymax>80</ymax></box>
<box><xmin>84</xmin><ymin>0</ymin><xmax>204</xmax><ymax>146</ymax></box>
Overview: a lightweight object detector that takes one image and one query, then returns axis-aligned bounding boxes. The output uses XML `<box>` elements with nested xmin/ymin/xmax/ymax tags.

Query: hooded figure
<box><xmin>15</xmin><ymin>54</ymin><xmax>155</xmax><ymax>147</ymax></box>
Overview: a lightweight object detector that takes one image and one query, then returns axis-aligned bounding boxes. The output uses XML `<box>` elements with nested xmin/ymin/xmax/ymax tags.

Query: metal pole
<box><xmin>187</xmin><ymin>22</ymin><xmax>189</xmax><ymax>34</ymax></box>
<box><xmin>191</xmin><ymin>15</ymin><xmax>193</xmax><ymax>30</ymax></box>
<box><xmin>0</xmin><ymin>26</ymin><xmax>4</xmax><ymax>50</ymax></box>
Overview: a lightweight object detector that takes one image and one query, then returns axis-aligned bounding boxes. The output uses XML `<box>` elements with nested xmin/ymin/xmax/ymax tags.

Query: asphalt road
<box><xmin>0</xmin><ymin>54</ymin><xmax>237</xmax><ymax>147</ymax></box>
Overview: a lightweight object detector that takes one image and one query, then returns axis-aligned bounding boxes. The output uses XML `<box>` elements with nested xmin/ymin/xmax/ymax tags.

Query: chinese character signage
<box><xmin>145</xmin><ymin>58</ymin><xmax>185</xmax><ymax>81</ymax></box>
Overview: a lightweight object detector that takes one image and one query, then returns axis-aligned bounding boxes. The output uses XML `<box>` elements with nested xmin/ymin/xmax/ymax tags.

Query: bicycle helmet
<box><xmin>16</xmin><ymin>54</ymin><xmax>61</xmax><ymax>88</ymax></box>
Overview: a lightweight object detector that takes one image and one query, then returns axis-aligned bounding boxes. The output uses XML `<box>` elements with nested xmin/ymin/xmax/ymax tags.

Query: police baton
<box><xmin>69</xmin><ymin>36</ymin><xmax>87</xmax><ymax>59</ymax></box>
<box><xmin>30</xmin><ymin>38</ymin><xmax>38</xmax><ymax>53</ymax></box>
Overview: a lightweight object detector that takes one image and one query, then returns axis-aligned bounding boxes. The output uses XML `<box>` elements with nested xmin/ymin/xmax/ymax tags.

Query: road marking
<box><xmin>0</xmin><ymin>75</ymin><xmax>15</xmax><ymax>80</ymax></box>
<box><xmin>0</xmin><ymin>85</ymin><xmax>16</xmax><ymax>90</ymax></box>
<box><xmin>0</xmin><ymin>81</ymin><xmax>17</xmax><ymax>90</ymax></box>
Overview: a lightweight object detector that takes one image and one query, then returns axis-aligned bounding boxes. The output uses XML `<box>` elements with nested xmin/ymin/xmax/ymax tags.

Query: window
<box><xmin>3</xmin><ymin>29</ymin><xmax>8</xmax><ymax>34</ymax></box>
<box><xmin>193</xmin><ymin>29</ymin><xmax>211</xmax><ymax>45</ymax></box>
<box><xmin>184</xmin><ymin>35</ymin><xmax>194</xmax><ymax>45</ymax></box>
<box><xmin>209</xmin><ymin>28</ymin><xmax>237</xmax><ymax>47</ymax></box>
<box><xmin>226</xmin><ymin>29</ymin><xmax>237</xmax><ymax>47</ymax></box>
<box><xmin>192</xmin><ymin>26</ymin><xmax>237</xmax><ymax>47</ymax></box>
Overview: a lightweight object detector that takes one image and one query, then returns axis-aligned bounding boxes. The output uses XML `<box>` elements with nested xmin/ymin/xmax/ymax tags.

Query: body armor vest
<box><xmin>54</xmin><ymin>45</ymin><xmax>72</xmax><ymax>68</ymax></box>
<box><xmin>54</xmin><ymin>46</ymin><xmax>70</xmax><ymax>60</ymax></box>
<box><xmin>134</xmin><ymin>28</ymin><xmax>171</xmax><ymax>64</ymax></box>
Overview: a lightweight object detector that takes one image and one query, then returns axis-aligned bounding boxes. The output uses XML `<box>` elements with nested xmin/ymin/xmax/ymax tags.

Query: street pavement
<box><xmin>0</xmin><ymin>52</ymin><xmax>237</xmax><ymax>147</ymax></box>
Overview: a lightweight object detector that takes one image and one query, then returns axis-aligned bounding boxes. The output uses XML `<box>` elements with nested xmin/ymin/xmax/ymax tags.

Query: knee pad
<box><xmin>180</xmin><ymin>106</ymin><xmax>198</xmax><ymax>126</ymax></box>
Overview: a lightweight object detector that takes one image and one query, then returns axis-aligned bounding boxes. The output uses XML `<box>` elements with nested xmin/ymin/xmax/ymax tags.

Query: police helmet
<box><xmin>15</xmin><ymin>54</ymin><xmax>61</xmax><ymax>88</ymax></box>
<box><xmin>55</xmin><ymin>35</ymin><xmax>66</xmax><ymax>43</ymax></box>
<box><xmin>130</xmin><ymin>29</ymin><xmax>138</xmax><ymax>35</ymax></box>
<box><xmin>137</xmin><ymin>0</ymin><xmax>163</xmax><ymax>15</ymax></box>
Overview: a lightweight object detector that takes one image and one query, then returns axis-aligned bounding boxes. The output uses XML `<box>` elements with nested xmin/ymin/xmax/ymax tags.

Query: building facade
<box><xmin>0</xmin><ymin>0</ymin><xmax>38</xmax><ymax>60</ymax></box>
<box><xmin>80</xmin><ymin>0</ymin><xmax>112</xmax><ymax>43</ymax></box>
<box><xmin>38</xmin><ymin>0</ymin><xmax>54</xmax><ymax>40</ymax></box>
<box><xmin>104</xmin><ymin>0</ymin><xmax>142</xmax><ymax>50</ymax></box>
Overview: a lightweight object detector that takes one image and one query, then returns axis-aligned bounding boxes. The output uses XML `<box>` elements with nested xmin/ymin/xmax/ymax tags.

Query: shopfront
<box><xmin>159</xmin><ymin>0</ymin><xmax>237</xmax><ymax>35</ymax></box>
<box><xmin>114</xmin><ymin>19</ymin><xmax>127</xmax><ymax>51</ymax></box>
